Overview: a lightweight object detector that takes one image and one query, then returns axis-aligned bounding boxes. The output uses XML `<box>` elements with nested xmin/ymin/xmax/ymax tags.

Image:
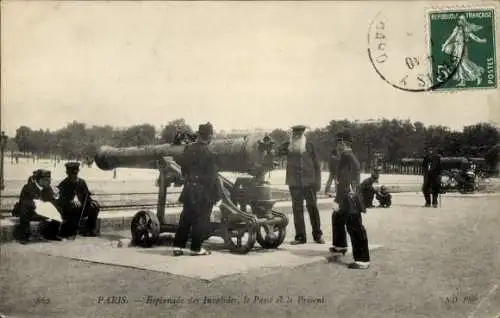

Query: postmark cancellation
<box><xmin>368</xmin><ymin>4</ymin><xmax>497</xmax><ymax>92</ymax></box>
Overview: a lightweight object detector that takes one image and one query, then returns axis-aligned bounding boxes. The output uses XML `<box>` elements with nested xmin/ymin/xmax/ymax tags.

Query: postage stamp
<box><xmin>367</xmin><ymin>5</ymin><xmax>497</xmax><ymax>92</ymax></box>
<box><xmin>428</xmin><ymin>8</ymin><xmax>497</xmax><ymax>91</ymax></box>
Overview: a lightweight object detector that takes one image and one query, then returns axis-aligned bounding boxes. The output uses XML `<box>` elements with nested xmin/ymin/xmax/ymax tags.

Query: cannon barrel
<box><xmin>94</xmin><ymin>132</ymin><xmax>276</xmax><ymax>176</ymax></box>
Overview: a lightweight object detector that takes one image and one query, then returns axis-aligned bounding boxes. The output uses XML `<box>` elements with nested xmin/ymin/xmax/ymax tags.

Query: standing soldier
<box><xmin>329</xmin><ymin>130</ymin><xmax>370</xmax><ymax>269</ymax></box>
<box><xmin>173</xmin><ymin>122</ymin><xmax>221</xmax><ymax>256</ymax></box>
<box><xmin>280</xmin><ymin>125</ymin><xmax>324</xmax><ymax>245</ymax></box>
<box><xmin>14</xmin><ymin>169</ymin><xmax>63</xmax><ymax>244</ymax></box>
<box><xmin>57</xmin><ymin>162</ymin><xmax>101</xmax><ymax>237</ymax></box>
<box><xmin>421</xmin><ymin>147</ymin><xmax>442</xmax><ymax>208</ymax></box>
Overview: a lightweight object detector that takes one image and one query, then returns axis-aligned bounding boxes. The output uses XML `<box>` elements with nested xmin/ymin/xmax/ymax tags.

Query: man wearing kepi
<box><xmin>329</xmin><ymin>130</ymin><xmax>371</xmax><ymax>269</ymax></box>
<box><xmin>421</xmin><ymin>146</ymin><xmax>442</xmax><ymax>208</ymax></box>
<box><xmin>14</xmin><ymin>169</ymin><xmax>63</xmax><ymax>244</ymax></box>
<box><xmin>282</xmin><ymin>124</ymin><xmax>324</xmax><ymax>245</ymax></box>
<box><xmin>173</xmin><ymin>122</ymin><xmax>221</xmax><ymax>256</ymax></box>
<box><xmin>57</xmin><ymin>162</ymin><xmax>100</xmax><ymax>237</ymax></box>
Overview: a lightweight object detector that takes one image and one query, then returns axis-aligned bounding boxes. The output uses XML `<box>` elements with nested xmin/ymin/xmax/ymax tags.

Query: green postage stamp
<box><xmin>429</xmin><ymin>8</ymin><xmax>497</xmax><ymax>90</ymax></box>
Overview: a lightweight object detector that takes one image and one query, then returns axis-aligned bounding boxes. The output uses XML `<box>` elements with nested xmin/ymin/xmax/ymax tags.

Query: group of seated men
<box><xmin>12</xmin><ymin>162</ymin><xmax>100</xmax><ymax>244</ymax></box>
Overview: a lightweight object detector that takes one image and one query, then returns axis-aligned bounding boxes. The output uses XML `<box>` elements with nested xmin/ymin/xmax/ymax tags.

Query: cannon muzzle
<box><xmin>95</xmin><ymin>132</ymin><xmax>278</xmax><ymax>176</ymax></box>
<box><xmin>94</xmin><ymin>144</ymin><xmax>184</xmax><ymax>171</ymax></box>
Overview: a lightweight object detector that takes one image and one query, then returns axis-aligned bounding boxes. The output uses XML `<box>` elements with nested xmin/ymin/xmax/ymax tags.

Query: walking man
<box><xmin>422</xmin><ymin>147</ymin><xmax>442</xmax><ymax>208</ymax></box>
<box><xmin>329</xmin><ymin>130</ymin><xmax>371</xmax><ymax>269</ymax></box>
<box><xmin>173</xmin><ymin>122</ymin><xmax>221</xmax><ymax>256</ymax></box>
<box><xmin>281</xmin><ymin>125</ymin><xmax>324</xmax><ymax>245</ymax></box>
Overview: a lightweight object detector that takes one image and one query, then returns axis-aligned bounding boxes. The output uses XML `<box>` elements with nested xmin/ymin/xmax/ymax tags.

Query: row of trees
<box><xmin>5</xmin><ymin>118</ymin><xmax>499</xmax><ymax>173</ymax></box>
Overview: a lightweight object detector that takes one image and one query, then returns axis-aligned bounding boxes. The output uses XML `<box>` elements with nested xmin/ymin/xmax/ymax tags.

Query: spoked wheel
<box><xmin>223</xmin><ymin>222</ymin><xmax>257</xmax><ymax>254</ymax></box>
<box><xmin>256</xmin><ymin>224</ymin><xmax>286</xmax><ymax>249</ymax></box>
<box><xmin>131</xmin><ymin>210</ymin><xmax>160</xmax><ymax>247</ymax></box>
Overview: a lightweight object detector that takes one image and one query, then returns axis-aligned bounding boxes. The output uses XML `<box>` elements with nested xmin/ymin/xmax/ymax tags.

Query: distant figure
<box><xmin>376</xmin><ymin>185</ymin><xmax>392</xmax><ymax>208</ymax></box>
<box><xmin>173</xmin><ymin>123</ymin><xmax>221</xmax><ymax>256</ymax></box>
<box><xmin>324</xmin><ymin>148</ymin><xmax>339</xmax><ymax>197</ymax></box>
<box><xmin>13</xmin><ymin>169</ymin><xmax>63</xmax><ymax>244</ymax></box>
<box><xmin>359</xmin><ymin>167</ymin><xmax>381</xmax><ymax>208</ymax></box>
<box><xmin>57</xmin><ymin>162</ymin><xmax>100</xmax><ymax>237</ymax></box>
<box><xmin>422</xmin><ymin>147</ymin><xmax>442</xmax><ymax>208</ymax></box>
<box><xmin>113</xmin><ymin>169</ymin><xmax>117</xmax><ymax>179</ymax></box>
<box><xmin>280</xmin><ymin>124</ymin><xmax>324</xmax><ymax>245</ymax></box>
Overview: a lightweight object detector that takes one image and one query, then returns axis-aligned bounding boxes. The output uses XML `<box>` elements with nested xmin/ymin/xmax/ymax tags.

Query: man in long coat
<box><xmin>173</xmin><ymin>122</ymin><xmax>222</xmax><ymax>256</ymax></box>
<box><xmin>421</xmin><ymin>147</ymin><xmax>442</xmax><ymax>208</ymax></box>
<box><xmin>280</xmin><ymin>125</ymin><xmax>324</xmax><ymax>244</ymax></box>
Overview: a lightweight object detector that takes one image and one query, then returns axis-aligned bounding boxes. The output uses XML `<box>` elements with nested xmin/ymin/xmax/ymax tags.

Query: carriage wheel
<box><xmin>131</xmin><ymin>210</ymin><xmax>160</xmax><ymax>247</ymax></box>
<box><xmin>256</xmin><ymin>224</ymin><xmax>286</xmax><ymax>249</ymax></box>
<box><xmin>223</xmin><ymin>222</ymin><xmax>256</xmax><ymax>254</ymax></box>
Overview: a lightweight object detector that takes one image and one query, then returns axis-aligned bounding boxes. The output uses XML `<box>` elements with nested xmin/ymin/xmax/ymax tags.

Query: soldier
<box><xmin>375</xmin><ymin>185</ymin><xmax>392</xmax><ymax>208</ymax></box>
<box><xmin>280</xmin><ymin>125</ymin><xmax>324</xmax><ymax>245</ymax></box>
<box><xmin>329</xmin><ymin>130</ymin><xmax>370</xmax><ymax>269</ymax></box>
<box><xmin>173</xmin><ymin>122</ymin><xmax>222</xmax><ymax>256</ymax></box>
<box><xmin>359</xmin><ymin>167</ymin><xmax>381</xmax><ymax>208</ymax></box>
<box><xmin>422</xmin><ymin>147</ymin><xmax>442</xmax><ymax>208</ymax></box>
<box><xmin>57</xmin><ymin>162</ymin><xmax>100</xmax><ymax>237</ymax></box>
<box><xmin>14</xmin><ymin>169</ymin><xmax>63</xmax><ymax>244</ymax></box>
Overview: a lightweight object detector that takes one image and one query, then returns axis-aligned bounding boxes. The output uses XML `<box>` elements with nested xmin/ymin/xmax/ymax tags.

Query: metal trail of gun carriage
<box><xmin>94</xmin><ymin>132</ymin><xmax>289</xmax><ymax>254</ymax></box>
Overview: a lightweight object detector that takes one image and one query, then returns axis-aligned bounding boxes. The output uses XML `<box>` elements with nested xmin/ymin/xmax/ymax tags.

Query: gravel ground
<box><xmin>1</xmin><ymin>194</ymin><xmax>499</xmax><ymax>318</ymax></box>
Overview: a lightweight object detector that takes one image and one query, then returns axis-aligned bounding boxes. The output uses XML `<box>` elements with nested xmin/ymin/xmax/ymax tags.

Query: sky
<box><xmin>1</xmin><ymin>1</ymin><xmax>499</xmax><ymax>136</ymax></box>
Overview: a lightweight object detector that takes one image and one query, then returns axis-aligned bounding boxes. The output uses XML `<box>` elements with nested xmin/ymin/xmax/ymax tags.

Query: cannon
<box><xmin>94</xmin><ymin>132</ymin><xmax>289</xmax><ymax>254</ymax></box>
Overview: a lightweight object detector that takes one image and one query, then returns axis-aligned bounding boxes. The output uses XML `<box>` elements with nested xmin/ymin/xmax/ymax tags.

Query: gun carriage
<box><xmin>94</xmin><ymin>133</ymin><xmax>289</xmax><ymax>254</ymax></box>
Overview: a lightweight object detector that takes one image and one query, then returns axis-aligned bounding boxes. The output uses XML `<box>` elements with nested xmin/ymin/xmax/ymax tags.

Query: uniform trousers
<box><xmin>59</xmin><ymin>200</ymin><xmax>100</xmax><ymax>236</ymax></box>
<box><xmin>331</xmin><ymin>195</ymin><xmax>370</xmax><ymax>262</ymax></box>
<box><xmin>422</xmin><ymin>175</ymin><xmax>440</xmax><ymax>206</ymax></box>
<box><xmin>289</xmin><ymin>186</ymin><xmax>323</xmax><ymax>241</ymax></box>
<box><xmin>174</xmin><ymin>182</ymin><xmax>214</xmax><ymax>252</ymax></box>
<box><xmin>18</xmin><ymin>208</ymin><xmax>61</xmax><ymax>240</ymax></box>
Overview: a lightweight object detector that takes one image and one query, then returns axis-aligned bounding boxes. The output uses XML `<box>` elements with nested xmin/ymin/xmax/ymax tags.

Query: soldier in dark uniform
<box><xmin>376</xmin><ymin>185</ymin><xmax>392</xmax><ymax>208</ymax></box>
<box><xmin>173</xmin><ymin>122</ymin><xmax>222</xmax><ymax>256</ymax></box>
<box><xmin>280</xmin><ymin>125</ymin><xmax>324</xmax><ymax>245</ymax></box>
<box><xmin>359</xmin><ymin>167</ymin><xmax>381</xmax><ymax>208</ymax></box>
<box><xmin>57</xmin><ymin>162</ymin><xmax>100</xmax><ymax>237</ymax></box>
<box><xmin>421</xmin><ymin>147</ymin><xmax>442</xmax><ymax>208</ymax></box>
<box><xmin>14</xmin><ymin>169</ymin><xmax>63</xmax><ymax>244</ymax></box>
<box><xmin>329</xmin><ymin>130</ymin><xmax>370</xmax><ymax>269</ymax></box>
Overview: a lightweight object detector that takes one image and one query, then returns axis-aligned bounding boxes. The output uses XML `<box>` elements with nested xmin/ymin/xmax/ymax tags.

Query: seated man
<box><xmin>359</xmin><ymin>167</ymin><xmax>381</xmax><ymax>208</ymax></box>
<box><xmin>57</xmin><ymin>162</ymin><xmax>100</xmax><ymax>237</ymax></box>
<box><xmin>13</xmin><ymin>169</ymin><xmax>63</xmax><ymax>244</ymax></box>
<box><xmin>375</xmin><ymin>185</ymin><xmax>392</xmax><ymax>208</ymax></box>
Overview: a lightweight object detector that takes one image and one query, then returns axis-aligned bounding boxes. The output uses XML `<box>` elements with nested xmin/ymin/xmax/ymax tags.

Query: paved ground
<box><xmin>1</xmin><ymin>193</ymin><xmax>499</xmax><ymax>318</ymax></box>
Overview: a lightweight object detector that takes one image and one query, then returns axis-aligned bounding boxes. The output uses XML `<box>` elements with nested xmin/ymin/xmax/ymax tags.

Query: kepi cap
<box><xmin>197</xmin><ymin>122</ymin><xmax>214</xmax><ymax>139</ymax></box>
<box><xmin>291</xmin><ymin>125</ymin><xmax>307</xmax><ymax>132</ymax></box>
<box><xmin>65</xmin><ymin>161</ymin><xmax>80</xmax><ymax>171</ymax></box>
<box><xmin>33</xmin><ymin>169</ymin><xmax>51</xmax><ymax>179</ymax></box>
<box><xmin>336</xmin><ymin>130</ymin><xmax>353</xmax><ymax>143</ymax></box>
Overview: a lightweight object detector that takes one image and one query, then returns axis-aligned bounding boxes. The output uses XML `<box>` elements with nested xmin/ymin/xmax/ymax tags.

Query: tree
<box><xmin>160</xmin><ymin>118</ymin><xmax>193</xmax><ymax>143</ymax></box>
<box><xmin>269</xmin><ymin>128</ymin><xmax>289</xmax><ymax>146</ymax></box>
<box><xmin>14</xmin><ymin>126</ymin><xmax>35</xmax><ymax>154</ymax></box>
<box><xmin>117</xmin><ymin>124</ymin><xmax>156</xmax><ymax>147</ymax></box>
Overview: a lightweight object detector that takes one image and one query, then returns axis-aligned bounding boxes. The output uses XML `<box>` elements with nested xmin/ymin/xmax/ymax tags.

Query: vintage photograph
<box><xmin>1</xmin><ymin>1</ymin><xmax>499</xmax><ymax>317</ymax></box>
